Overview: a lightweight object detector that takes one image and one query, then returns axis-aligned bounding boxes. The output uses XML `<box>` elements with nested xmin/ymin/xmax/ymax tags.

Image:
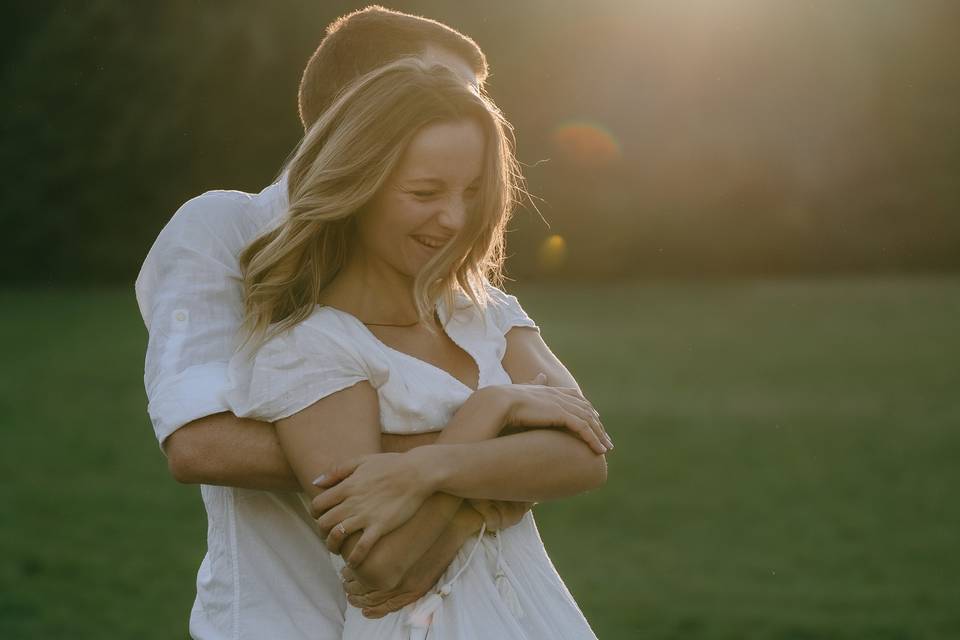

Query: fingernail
<box><xmin>312</xmin><ymin>474</ymin><xmax>326</xmax><ymax>486</ymax></box>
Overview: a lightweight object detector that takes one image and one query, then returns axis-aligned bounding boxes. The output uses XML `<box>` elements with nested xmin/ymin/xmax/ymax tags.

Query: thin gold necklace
<box><xmin>362</xmin><ymin>319</ymin><xmax>421</xmax><ymax>329</ymax></box>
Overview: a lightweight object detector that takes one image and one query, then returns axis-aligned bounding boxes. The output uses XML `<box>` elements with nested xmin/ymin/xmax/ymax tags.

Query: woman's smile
<box><xmin>411</xmin><ymin>234</ymin><xmax>451</xmax><ymax>250</ymax></box>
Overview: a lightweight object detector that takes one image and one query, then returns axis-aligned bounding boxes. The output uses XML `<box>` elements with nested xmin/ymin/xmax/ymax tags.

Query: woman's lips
<box><xmin>412</xmin><ymin>234</ymin><xmax>449</xmax><ymax>249</ymax></box>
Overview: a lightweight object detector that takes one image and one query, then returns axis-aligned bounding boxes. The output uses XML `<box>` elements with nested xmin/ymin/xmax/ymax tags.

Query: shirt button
<box><xmin>174</xmin><ymin>311</ymin><xmax>187</xmax><ymax>322</ymax></box>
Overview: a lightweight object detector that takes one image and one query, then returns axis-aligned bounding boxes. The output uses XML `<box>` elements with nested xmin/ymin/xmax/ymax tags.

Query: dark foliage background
<box><xmin>3</xmin><ymin>0</ymin><xmax>959</xmax><ymax>284</ymax></box>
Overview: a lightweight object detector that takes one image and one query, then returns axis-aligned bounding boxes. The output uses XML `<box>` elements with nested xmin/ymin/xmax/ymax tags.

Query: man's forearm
<box><xmin>166</xmin><ymin>415</ymin><xmax>442</xmax><ymax>491</ymax></box>
<box><xmin>166</xmin><ymin>413</ymin><xmax>300</xmax><ymax>491</ymax></box>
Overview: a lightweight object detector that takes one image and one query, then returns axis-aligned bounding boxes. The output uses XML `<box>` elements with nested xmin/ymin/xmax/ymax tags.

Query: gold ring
<box><xmin>336</xmin><ymin>522</ymin><xmax>347</xmax><ymax>537</ymax></box>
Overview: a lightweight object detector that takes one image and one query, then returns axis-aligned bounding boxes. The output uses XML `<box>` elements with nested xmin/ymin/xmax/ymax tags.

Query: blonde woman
<box><xmin>226</xmin><ymin>58</ymin><xmax>610</xmax><ymax>639</ymax></box>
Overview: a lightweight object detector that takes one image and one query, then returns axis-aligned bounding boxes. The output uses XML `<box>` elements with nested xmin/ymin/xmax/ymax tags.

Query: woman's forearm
<box><xmin>335</xmin><ymin>396</ymin><xmax>504</xmax><ymax>588</ymax></box>
<box><xmin>421</xmin><ymin>428</ymin><xmax>607</xmax><ymax>502</ymax></box>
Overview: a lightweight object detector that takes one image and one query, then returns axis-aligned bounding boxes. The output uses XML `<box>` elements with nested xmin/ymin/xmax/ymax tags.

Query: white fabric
<box><xmin>227</xmin><ymin>291</ymin><xmax>597</xmax><ymax>639</ymax></box>
<box><xmin>135</xmin><ymin>176</ymin><xmax>288</xmax><ymax>446</ymax></box>
<box><xmin>135</xmin><ymin>177</ymin><xmax>346</xmax><ymax>640</ymax></box>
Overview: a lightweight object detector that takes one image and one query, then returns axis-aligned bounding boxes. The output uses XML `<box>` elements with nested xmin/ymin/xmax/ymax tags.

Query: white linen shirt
<box><xmin>135</xmin><ymin>176</ymin><xmax>345</xmax><ymax>640</ymax></box>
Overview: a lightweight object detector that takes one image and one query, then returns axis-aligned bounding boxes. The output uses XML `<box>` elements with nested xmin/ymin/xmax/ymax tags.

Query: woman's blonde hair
<box><xmin>239</xmin><ymin>58</ymin><xmax>524</xmax><ymax>349</ymax></box>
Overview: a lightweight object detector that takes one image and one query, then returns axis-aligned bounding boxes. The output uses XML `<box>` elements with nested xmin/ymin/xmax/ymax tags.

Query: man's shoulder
<box><xmin>135</xmin><ymin>184</ymin><xmax>283</xmax><ymax>309</ymax></box>
<box><xmin>167</xmin><ymin>189</ymin><xmax>258</xmax><ymax>233</ymax></box>
<box><xmin>156</xmin><ymin>182</ymin><xmax>284</xmax><ymax>248</ymax></box>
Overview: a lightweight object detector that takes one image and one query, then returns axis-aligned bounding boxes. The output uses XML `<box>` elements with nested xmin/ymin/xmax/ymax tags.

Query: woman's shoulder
<box><xmin>226</xmin><ymin>307</ymin><xmax>388</xmax><ymax>422</ymax></box>
<box><xmin>479</xmin><ymin>283</ymin><xmax>538</xmax><ymax>336</ymax></box>
<box><xmin>264</xmin><ymin>305</ymin><xmax>386</xmax><ymax>365</ymax></box>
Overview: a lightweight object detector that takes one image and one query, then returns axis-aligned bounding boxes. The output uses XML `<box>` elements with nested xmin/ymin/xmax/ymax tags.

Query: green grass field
<box><xmin>2</xmin><ymin>278</ymin><xmax>959</xmax><ymax>639</ymax></box>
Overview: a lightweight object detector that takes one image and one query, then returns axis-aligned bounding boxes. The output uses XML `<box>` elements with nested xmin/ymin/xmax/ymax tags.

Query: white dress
<box><xmin>227</xmin><ymin>286</ymin><xmax>598</xmax><ymax>640</ymax></box>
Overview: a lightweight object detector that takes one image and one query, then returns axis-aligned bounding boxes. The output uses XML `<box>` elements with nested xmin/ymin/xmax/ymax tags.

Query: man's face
<box><xmin>421</xmin><ymin>44</ymin><xmax>480</xmax><ymax>91</ymax></box>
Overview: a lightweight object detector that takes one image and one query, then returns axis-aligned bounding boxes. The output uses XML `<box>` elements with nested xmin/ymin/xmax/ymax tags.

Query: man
<box><xmin>136</xmin><ymin>7</ymin><xmax>530</xmax><ymax>639</ymax></box>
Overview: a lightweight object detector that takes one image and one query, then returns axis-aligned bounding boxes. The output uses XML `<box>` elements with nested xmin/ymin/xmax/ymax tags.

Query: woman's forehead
<box><xmin>395</xmin><ymin>119</ymin><xmax>485</xmax><ymax>181</ymax></box>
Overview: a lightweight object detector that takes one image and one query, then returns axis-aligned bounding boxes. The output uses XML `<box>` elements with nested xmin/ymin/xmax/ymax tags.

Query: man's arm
<box><xmin>164</xmin><ymin>413</ymin><xmax>442</xmax><ymax>490</ymax></box>
<box><xmin>341</xmin><ymin>502</ymin><xmax>486</xmax><ymax>618</ymax></box>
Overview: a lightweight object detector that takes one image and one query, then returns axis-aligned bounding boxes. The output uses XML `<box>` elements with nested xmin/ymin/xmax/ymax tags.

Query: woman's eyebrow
<box><xmin>405</xmin><ymin>177</ymin><xmax>445</xmax><ymax>185</ymax></box>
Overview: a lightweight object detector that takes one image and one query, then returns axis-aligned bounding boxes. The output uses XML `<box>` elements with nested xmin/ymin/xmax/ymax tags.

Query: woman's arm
<box><xmin>276</xmin><ymin>373</ymin><xmax>582</xmax><ymax>590</ymax></box>
<box><xmin>313</xmin><ymin>328</ymin><xmax>610</xmax><ymax>562</ymax></box>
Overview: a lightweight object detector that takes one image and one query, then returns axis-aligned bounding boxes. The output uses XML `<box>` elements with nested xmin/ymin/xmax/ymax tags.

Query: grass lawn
<box><xmin>2</xmin><ymin>277</ymin><xmax>959</xmax><ymax>639</ymax></box>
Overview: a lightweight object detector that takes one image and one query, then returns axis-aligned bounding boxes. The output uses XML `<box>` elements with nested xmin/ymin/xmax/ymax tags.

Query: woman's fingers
<box><xmin>325</xmin><ymin>515</ymin><xmax>363</xmax><ymax>554</ymax></box>
<box><xmin>555</xmin><ymin>395</ymin><xmax>612</xmax><ymax>452</ymax></box>
<box><xmin>570</xmin><ymin>416</ymin><xmax>607</xmax><ymax>454</ymax></box>
<box><xmin>316</xmin><ymin>501</ymin><xmax>354</xmax><ymax>538</ymax></box>
<box><xmin>310</xmin><ymin>484</ymin><xmax>346</xmax><ymax>518</ymax></box>
<box><xmin>346</xmin><ymin>524</ymin><xmax>382</xmax><ymax>567</ymax></box>
<box><xmin>312</xmin><ymin>456</ymin><xmax>365</xmax><ymax>489</ymax></box>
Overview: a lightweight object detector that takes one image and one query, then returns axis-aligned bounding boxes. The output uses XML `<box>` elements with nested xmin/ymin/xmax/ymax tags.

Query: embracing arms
<box><xmin>309</xmin><ymin>325</ymin><xmax>611</xmax><ymax>582</ymax></box>
<box><xmin>164</xmin><ymin>412</ymin><xmax>440</xmax><ymax>490</ymax></box>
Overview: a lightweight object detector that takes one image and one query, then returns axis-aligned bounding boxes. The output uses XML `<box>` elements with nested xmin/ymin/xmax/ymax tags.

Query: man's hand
<box><xmin>339</xmin><ymin>504</ymin><xmax>485</xmax><ymax>618</ymax></box>
<box><xmin>339</xmin><ymin>557</ymin><xmax>443</xmax><ymax>619</ymax></box>
<box><xmin>466</xmin><ymin>499</ymin><xmax>534</xmax><ymax>531</ymax></box>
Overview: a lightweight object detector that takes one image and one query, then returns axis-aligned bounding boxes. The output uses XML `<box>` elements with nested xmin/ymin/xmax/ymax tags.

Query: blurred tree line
<box><xmin>3</xmin><ymin>0</ymin><xmax>958</xmax><ymax>284</ymax></box>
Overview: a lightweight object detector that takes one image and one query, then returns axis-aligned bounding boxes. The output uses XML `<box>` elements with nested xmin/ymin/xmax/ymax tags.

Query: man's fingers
<box><xmin>346</xmin><ymin>588</ymin><xmax>392</xmax><ymax>608</ymax></box>
<box><xmin>342</xmin><ymin>579</ymin><xmax>370</xmax><ymax>596</ymax></box>
<box><xmin>312</xmin><ymin>457</ymin><xmax>364</xmax><ymax>488</ymax></box>
<box><xmin>468</xmin><ymin>498</ymin><xmax>503</xmax><ymax>531</ymax></box>
<box><xmin>346</xmin><ymin>525</ymin><xmax>382</xmax><ymax>568</ymax></box>
<box><xmin>362</xmin><ymin>594</ymin><xmax>418</xmax><ymax>618</ymax></box>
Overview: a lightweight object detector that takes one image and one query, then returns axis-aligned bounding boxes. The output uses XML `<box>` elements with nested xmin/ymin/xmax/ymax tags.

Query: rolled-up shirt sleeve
<box><xmin>135</xmin><ymin>190</ymin><xmax>260</xmax><ymax>449</ymax></box>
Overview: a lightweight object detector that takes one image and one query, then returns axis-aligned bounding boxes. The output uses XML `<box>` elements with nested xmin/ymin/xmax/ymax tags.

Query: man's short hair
<box><xmin>298</xmin><ymin>5</ymin><xmax>489</xmax><ymax>131</ymax></box>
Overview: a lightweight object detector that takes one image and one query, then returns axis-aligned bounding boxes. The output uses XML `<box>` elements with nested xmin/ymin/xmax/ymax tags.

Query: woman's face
<box><xmin>356</xmin><ymin>117</ymin><xmax>486</xmax><ymax>278</ymax></box>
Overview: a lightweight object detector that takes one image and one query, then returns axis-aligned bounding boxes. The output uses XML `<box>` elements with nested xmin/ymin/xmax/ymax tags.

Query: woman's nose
<box><xmin>437</xmin><ymin>197</ymin><xmax>467</xmax><ymax>231</ymax></box>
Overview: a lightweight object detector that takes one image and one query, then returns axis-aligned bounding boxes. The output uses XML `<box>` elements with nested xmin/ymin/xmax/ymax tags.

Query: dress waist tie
<box><xmin>407</xmin><ymin>522</ymin><xmax>488</xmax><ymax>640</ymax></box>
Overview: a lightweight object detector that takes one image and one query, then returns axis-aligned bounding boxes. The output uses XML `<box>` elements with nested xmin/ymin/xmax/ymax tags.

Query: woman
<box><xmin>226</xmin><ymin>58</ymin><xmax>610</xmax><ymax>638</ymax></box>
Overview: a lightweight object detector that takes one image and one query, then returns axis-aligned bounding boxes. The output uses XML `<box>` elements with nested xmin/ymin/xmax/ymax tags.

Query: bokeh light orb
<box><xmin>551</xmin><ymin>121</ymin><xmax>621</xmax><ymax>168</ymax></box>
<box><xmin>537</xmin><ymin>234</ymin><xmax>568</xmax><ymax>273</ymax></box>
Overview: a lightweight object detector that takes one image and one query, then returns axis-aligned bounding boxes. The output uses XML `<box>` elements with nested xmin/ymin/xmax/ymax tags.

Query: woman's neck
<box><xmin>319</xmin><ymin>253</ymin><xmax>421</xmax><ymax>325</ymax></box>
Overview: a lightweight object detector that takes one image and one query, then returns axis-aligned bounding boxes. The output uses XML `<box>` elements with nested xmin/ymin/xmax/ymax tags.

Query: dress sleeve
<box><xmin>484</xmin><ymin>283</ymin><xmax>539</xmax><ymax>335</ymax></box>
<box><xmin>225</xmin><ymin>315</ymin><xmax>385</xmax><ymax>423</ymax></box>
<box><xmin>134</xmin><ymin>191</ymin><xmax>256</xmax><ymax>449</ymax></box>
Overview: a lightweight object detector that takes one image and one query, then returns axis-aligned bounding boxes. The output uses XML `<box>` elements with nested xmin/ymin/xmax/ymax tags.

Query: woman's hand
<box><xmin>485</xmin><ymin>383</ymin><xmax>612</xmax><ymax>454</ymax></box>
<box><xmin>311</xmin><ymin>452</ymin><xmax>436</xmax><ymax>567</ymax></box>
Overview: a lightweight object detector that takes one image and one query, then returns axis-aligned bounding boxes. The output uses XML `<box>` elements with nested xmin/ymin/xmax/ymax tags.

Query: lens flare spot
<box><xmin>551</xmin><ymin>121</ymin><xmax>621</xmax><ymax>168</ymax></box>
<box><xmin>537</xmin><ymin>234</ymin><xmax>568</xmax><ymax>272</ymax></box>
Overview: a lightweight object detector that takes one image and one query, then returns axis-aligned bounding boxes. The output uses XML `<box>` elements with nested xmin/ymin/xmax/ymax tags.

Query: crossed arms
<box><xmin>165</xmin><ymin>327</ymin><xmax>609</xmax><ymax>616</ymax></box>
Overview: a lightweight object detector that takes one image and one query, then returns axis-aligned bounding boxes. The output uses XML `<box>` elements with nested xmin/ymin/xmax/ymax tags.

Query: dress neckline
<box><xmin>318</xmin><ymin>303</ymin><xmax>481</xmax><ymax>393</ymax></box>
